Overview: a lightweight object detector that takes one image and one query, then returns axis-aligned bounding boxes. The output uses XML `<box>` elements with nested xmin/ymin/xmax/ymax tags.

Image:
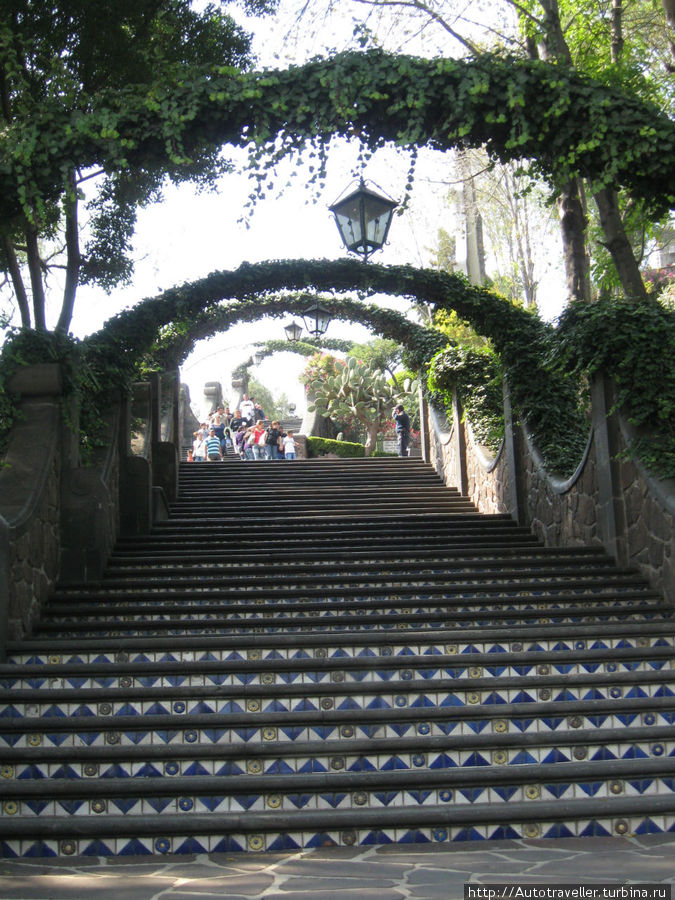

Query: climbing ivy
<box><xmin>0</xmin><ymin>329</ymin><xmax>110</xmax><ymax>461</ymax></box>
<box><xmin>1</xmin><ymin>50</ymin><xmax>673</xmax><ymax>232</ymax></box>
<box><xmin>84</xmin><ymin>258</ymin><xmax>588</xmax><ymax>473</ymax></box>
<box><xmin>553</xmin><ymin>295</ymin><xmax>675</xmax><ymax>478</ymax></box>
<box><xmin>428</xmin><ymin>345</ymin><xmax>505</xmax><ymax>454</ymax></box>
<box><xmin>3</xmin><ymin>259</ymin><xmax>673</xmax><ymax>479</ymax></box>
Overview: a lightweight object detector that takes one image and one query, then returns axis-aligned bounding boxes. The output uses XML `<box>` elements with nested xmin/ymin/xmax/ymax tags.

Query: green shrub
<box><xmin>306</xmin><ymin>437</ymin><xmax>365</xmax><ymax>458</ymax></box>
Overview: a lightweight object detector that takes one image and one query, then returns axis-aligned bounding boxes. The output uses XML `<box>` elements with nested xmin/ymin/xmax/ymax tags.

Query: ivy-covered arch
<box><xmin>3</xmin><ymin>50</ymin><xmax>674</xmax><ymax>230</ymax></box>
<box><xmin>142</xmin><ymin>290</ymin><xmax>448</xmax><ymax>373</ymax></box>
<box><xmin>85</xmin><ymin>257</ymin><xmax>581</xmax><ymax>470</ymax></box>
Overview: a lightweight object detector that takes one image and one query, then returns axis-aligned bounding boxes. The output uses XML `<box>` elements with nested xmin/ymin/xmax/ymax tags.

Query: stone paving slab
<box><xmin>0</xmin><ymin>835</ymin><xmax>674</xmax><ymax>899</ymax></box>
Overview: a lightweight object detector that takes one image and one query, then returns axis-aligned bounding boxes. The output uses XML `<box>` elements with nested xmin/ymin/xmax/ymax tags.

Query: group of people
<box><xmin>190</xmin><ymin>394</ymin><xmax>297</xmax><ymax>461</ymax></box>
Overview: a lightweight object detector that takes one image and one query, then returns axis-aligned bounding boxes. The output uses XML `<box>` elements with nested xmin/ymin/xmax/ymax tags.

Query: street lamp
<box><xmin>284</xmin><ymin>320</ymin><xmax>303</xmax><ymax>342</ymax></box>
<box><xmin>302</xmin><ymin>300</ymin><xmax>332</xmax><ymax>337</ymax></box>
<box><xmin>253</xmin><ymin>350</ymin><xmax>265</xmax><ymax>364</ymax></box>
<box><xmin>329</xmin><ymin>177</ymin><xmax>398</xmax><ymax>261</ymax></box>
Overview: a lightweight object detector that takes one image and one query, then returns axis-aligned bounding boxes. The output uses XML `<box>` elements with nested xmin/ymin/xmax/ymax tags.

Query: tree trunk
<box><xmin>663</xmin><ymin>0</ymin><xmax>675</xmax><ymax>70</ymax></box>
<box><xmin>56</xmin><ymin>173</ymin><xmax>81</xmax><ymax>333</ymax></box>
<box><xmin>1</xmin><ymin>234</ymin><xmax>31</xmax><ymax>327</ymax></box>
<box><xmin>558</xmin><ymin>178</ymin><xmax>591</xmax><ymax>302</ymax></box>
<box><xmin>611</xmin><ymin>0</ymin><xmax>624</xmax><ymax>64</ymax></box>
<box><xmin>593</xmin><ymin>188</ymin><xmax>648</xmax><ymax>301</ymax></box>
<box><xmin>25</xmin><ymin>225</ymin><xmax>46</xmax><ymax>330</ymax></box>
<box><xmin>536</xmin><ymin>0</ymin><xmax>573</xmax><ymax>63</ymax></box>
<box><xmin>364</xmin><ymin>421</ymin><xmax>380</xmax><ymax>457</ymax></box>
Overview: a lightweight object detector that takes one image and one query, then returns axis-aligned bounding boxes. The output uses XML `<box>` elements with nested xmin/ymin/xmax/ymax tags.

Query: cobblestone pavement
<box><xmin>1</xmin><ymin>835</ymin><xmax>673</xmax><ymax>899</ymax></box>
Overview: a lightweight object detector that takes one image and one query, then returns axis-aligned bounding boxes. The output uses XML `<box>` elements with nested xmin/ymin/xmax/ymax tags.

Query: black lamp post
<box><xmin>284</xmin><ymin>320</ymin><xmax>303</xmax><ymax>342</ymax></box>
<box><xmin>329</xmin><ymin>178</ymin><xmax>398</xmax><ymax>261</ymax></box>
<box><xmin>302</xmin><ymin>300</ymin><xmax>332</xmax><ymax>337</ymax></box>
<box><xmin>253</xmin><ymin>350</ymin><xmax>265</xmax><ymax>365</ymax></box>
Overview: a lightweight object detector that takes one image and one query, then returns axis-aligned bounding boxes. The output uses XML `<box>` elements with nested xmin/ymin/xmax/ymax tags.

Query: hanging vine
<box><xmin>2</xmin><ymin>50</ymin><xmax>674</xmax><ymax>232</ymax></box>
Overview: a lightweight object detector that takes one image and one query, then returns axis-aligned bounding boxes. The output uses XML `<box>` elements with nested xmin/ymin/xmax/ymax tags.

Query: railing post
<box><xmin>591</xmin><ymin>373</ymin><xmax>628</xmax><ymax>565</ymax></box>
<box><xmin>451</xmin><ymin>388</ymin><xmax>468</xmax><ymax>496</ymax></box>
<box><xmin>149</xmin><ymin>372</ymin><xmax>161</xmax><ymax>445</ymax></box>
<box><xmin>502</xmin><ymin>380</ymin><xmax>527</xmax><ymax>526</ymax></box>
<box><xmin>418</xmin><ymin>383</ymin><xmax>430</xmax><ymax>464</ymax></box>
<box><xmin>119</xmin><ymin>382</ymin><xmax>153</xmax><ymax>535</ymax></box>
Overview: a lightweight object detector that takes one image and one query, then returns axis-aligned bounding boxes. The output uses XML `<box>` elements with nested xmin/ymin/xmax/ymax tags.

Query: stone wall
<box><xmin>0</xmin><ymin>367</ymin><xmax>64</xmax><ymax>655</ymax></box>
<box><xmin>428</xmin><ymin>407</ymin><xmax>507</xmax><ymax>515</ymax></box>
<box><xmin>617</xmin><ymin>438</ymin><xmax>674</xmax><ymax>603</ymax></box>
<box><xmin>3</xmin><ymin>427</ymin><xmax>61</xmax><ymax>643</ymax></box>
<box><xmin>464</xmin><ymin>421</ymin><xmax>508</xmax><ymax>516</ymax></box>
<box><xmin>0</xmin><ymin>366</ymin><xmax>126</xmax><ymax>654</ymax></box>
<box><xmin>522</xmin><ymin>432</ymin><xmax>599</xmax><ymax>549</ymax></box>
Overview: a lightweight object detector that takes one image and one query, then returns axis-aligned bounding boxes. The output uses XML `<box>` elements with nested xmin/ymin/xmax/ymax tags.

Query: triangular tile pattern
<box><xmin>1</xmin><ymin>458</ymin><xmax>674</xmax><ymax>857</ymax></box>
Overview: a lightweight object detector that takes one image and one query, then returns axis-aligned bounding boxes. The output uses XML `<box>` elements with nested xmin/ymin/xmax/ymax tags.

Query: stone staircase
<box><xmin>1</xmin><ymin>458</ymin><xmax>674</xmax><ymax>858</ymax></box>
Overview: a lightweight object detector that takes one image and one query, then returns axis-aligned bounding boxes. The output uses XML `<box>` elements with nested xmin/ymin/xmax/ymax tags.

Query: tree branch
<box><xmin>500</xmin><ymin>0</ymin><xmax>545</xmax><ymax>29</ymax></box>
<box><xmin>350</xmin><ymin>0</ymin><xmax>482</xmax><ymax>54</ymax></box>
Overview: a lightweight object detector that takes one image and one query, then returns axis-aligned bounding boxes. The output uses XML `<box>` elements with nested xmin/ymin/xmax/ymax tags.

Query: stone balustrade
<box><xmin>426</xmin><ymin>376</ymin><xmax>674</xmax><ymax>603</ymax></box>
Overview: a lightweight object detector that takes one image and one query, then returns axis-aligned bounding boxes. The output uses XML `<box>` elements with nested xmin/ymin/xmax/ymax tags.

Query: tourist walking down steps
<box><xmin>205</xmin><ymin>428</ymin><xmax>223</xmax><ymax>461</ymax></box>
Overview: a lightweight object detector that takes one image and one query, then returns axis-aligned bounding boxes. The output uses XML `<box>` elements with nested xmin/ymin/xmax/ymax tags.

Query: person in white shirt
<box><xmin>283</xmin><ymin>431</ymin><xmax>297</xmax><ymax>460</ymax></box>
<box><xmin>240</xmin><ymin>394</ymin><xmax>255</xmax><ymax>424</ymax></box>
<box><xmin>192</xmin><ymin>431</ymin><xmax>207</xmax><ymax>462</ymax></box>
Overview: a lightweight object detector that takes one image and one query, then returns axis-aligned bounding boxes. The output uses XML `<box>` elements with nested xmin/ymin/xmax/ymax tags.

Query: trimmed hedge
<box><xmin>306</xmin><ymin>437</ymin><xmax>365</xmax><ymax>458</ymax></box>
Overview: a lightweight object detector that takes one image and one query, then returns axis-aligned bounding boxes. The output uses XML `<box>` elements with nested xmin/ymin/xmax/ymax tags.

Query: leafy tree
<box><xmin>247</xmin><ymin>376</ymin><xmax>285</xmax><ymax>420</ymax></box>
<box><xmin>346</xmin><ymin>337</ymin><xmax>403</xmax><ymax>384</ymax></box>
<box><xmin>0</xmin><ymin>0</ymin><xmax>276</xmax><ymax>333</ymax></box>
<box><xmin>287</xmin><ymin>0</ymin><xmax>673</xmax><ymax>302</ymax></box>
<box><xmin>307</xmin><ymin>354</ymin><xmax>416</xmax><ymax>455</ymax></box>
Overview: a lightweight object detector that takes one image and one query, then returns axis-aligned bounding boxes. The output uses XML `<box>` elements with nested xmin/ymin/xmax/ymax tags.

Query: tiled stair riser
<box><xmin>2</xmin><ymin>813</ymin><xmax>674</xmax><ymax>860</ymax></box>
<box><xmin>3</xmin><ymin>709</ymin><xmax>674</xmax><ymax>749</ymax></box>
<box><xmin>7</xmin><ymin>634</ymin><xmax>674</xmax><ymax>666</ymax></box>
<box><xmin>4</xmin><ymin>657</ymin><xmax>673</xmax><ymax>690</ymax></box>
<box><xmin>8</xmin><ymin>774</ymin><xmax>675</xmax><ymax>820</ymax></box>
<box><xmin>5</xmin><ymin>670</ymin><xmax>675</xmax><ymax>716</ymax></box>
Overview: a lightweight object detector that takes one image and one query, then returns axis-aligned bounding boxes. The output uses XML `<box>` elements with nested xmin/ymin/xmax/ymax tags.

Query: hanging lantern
<box><xmin>253</xmin><ymin>350</ymin><xmax>265</xmax><ymax>364</ymax></box>
<box><xmin>329</xmin><ymin>178</ymin><xmax>398</xmax><ymax>261</ymax></box>
<box><xmin>284</xmin><ymin>320</ymin><xmax>303</xmax><ymax>342</ymax></box>
<box><xmin>302</xmin><ymin>301</ymin><xmax>332</xmax><ymax>337</ymax></box>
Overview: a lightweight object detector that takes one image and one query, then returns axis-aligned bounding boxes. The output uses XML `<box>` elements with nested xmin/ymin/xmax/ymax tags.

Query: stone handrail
<box><xmin>425</xmin><ymin>374</ymin><xmax>674</xmax><ymax>603</ymax></box>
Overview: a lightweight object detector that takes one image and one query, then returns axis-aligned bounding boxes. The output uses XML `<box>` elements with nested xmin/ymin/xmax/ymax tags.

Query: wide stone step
<box><xmin>39</xmin><ymin>600</ymin><xmax>666</xmax><ymax>632</ymax></box>
<box><xmin>4</xmin><ymin>669</ymin><xmax>674</xmax><ymax>720</ymax></box>
<box><xmin>9</xmin><ymin>621</ymin><xmax>673</xmax><ymax>666</ymax></box>
<box><xmin>167</xmin><ymin>503</ymin><xmax>478</xmax><ymax>519</ymax></box>
<box><xmin>116</xmin><ymin>536</ymin><xmax>543</xmax><ymax>557</ymax></box>
<box><xmin>5</xmin><ymin>758</ymin><xmax>675</xmax><ymax>823</ymax></box>
<box><xmin>105</xmin><ymin>548</ymin><xmax>614</xmax><ymax>569</ymax></box>
<box><xmin>33</xmin><ymin>609</ymin><xmax>671</xmax><ymax>638</ymax></box>
<box><xmin>49</xmin><ymin>572</ymin><xmax>652</xmax><ymax>605</ymax></box>
<box><xmin>5</xmin><ymin>795</ymin><xmax>675</xmax><ymax>858</ymax></box>
<box><xmin>31</xmin><ymin>601</ymin><xmax>672</xmax><ymax>639</ymax></box>
<box><xmin>6</xmin><ymin>796</ymin><xmax>675</xmax><ymax>858</ymax></box>
<box><xmin>5</xmin><ymin>723</ymin><xmax>674</xmax><ymax>781</ymax></box>
<box><xmin>4</xmin><ymin>696</ymin><xmax>672</xmax><ymax>753</ymax></box>
<box><xmin>5</xmin><ymin>644</ymin><xmax>672</xmax><ymax>690</ymax></box>
<box><xmin>61</xmin><ymin>566</ymin><xmax>643</xmax><ymax>591</ymax></box>
<box><xmin>7</xmin><ymin>623</ymin><xmax>673</xmax><ymax>665</ymax></box>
